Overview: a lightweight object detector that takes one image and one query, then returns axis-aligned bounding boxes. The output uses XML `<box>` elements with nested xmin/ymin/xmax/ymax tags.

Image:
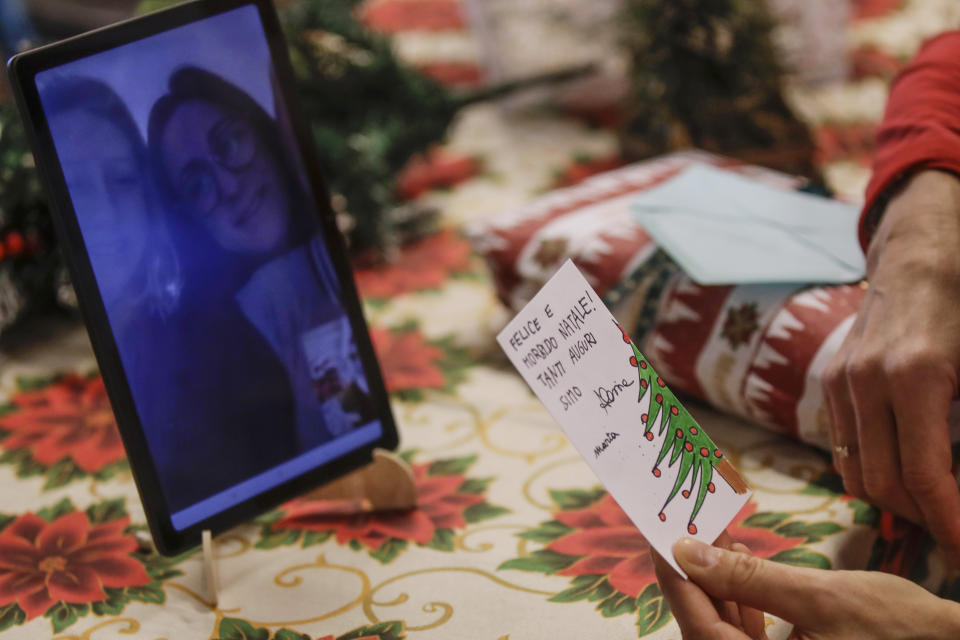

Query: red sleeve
<box><xmin>860</xmin><ymin>30</ymin><xmax>960</xmax><ymax>251</ymax></box>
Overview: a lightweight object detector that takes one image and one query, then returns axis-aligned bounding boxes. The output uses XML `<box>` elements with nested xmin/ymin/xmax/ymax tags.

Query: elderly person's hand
<box><xmin>822</xmin><ymin>169</ymin><xmax>960</xmax><ymax>563</ymax></box>
<box><xmin>653</xmin><ymin>535</ymin><xmax>960</xmax><ymax>639</ymax></box>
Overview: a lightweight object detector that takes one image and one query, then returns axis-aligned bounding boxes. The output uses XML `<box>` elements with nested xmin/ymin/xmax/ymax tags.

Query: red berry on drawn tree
<box><xmin>640</xmin><ymin>379</ymin><xmax>648</xmax><ymax>388</ymax></box>
<box><xmin>684</xmin><ymin>442</ymin><xmax>693</xmax><ymax>452</ymax></box>
<box><xmin>688</xmin><ymin>523</ymin><xmax>697</xmax><ymax>534</ymax></box>
<box><xmin>657</xmin><ymin>377</ymin><xmax>664</xmax><ymax>386</ymax></box>
<box><xmin>641</xmin><ymin>413</ymin><xmax>648</xmax><ymax>423</ymax></box>
<box><xmin>690</xmin><ymin>427</ymin><xmax>698</xmax><ymax>435</ymax></box>
<box><xmin>629</xmin><ymin>356</ymin><xmax>637</xmax><ymax>367</ymax></box>
<box><xmin>658</xmin><ymin>512</ymin><xmax>666</xmax><ymax>522</ymax></box>
<box><xmin>653</xmin><ymin>467</ymin><xmax>661</xmax><ymax>477</ymax></box>
<box><xmin>644</xmin><ymin>431</ymin><xmax>654</xmax><ymax>441</ymax></box>
<box><xmin>656</xmin><ymin>394</ymin><xmax>663</xmax><ymax>403</ymax></box>
<box><xmin>670</xmin><ymin>406</ymin><xmax>678</xmax><ymax>415</ymax></box>
<box><xmin>675</xmin><ymin>429</ymin><xmax>683</xmax><ymax>439</ymax></box>
<box><xmin>714</xmin><ymin>449</ymin><xmax>722</xmax><ymax>458</ymax></box>
<box><xmin>682</xmin><ymin>490</ymin><xmax>690</xmax><ymax>499</ymax></box>
<box><xmin>640</xmin><ymin>360</ymin><xmax>647</xmax><ymax>369</ymax></box>
<box><xmin>700</xmin><ymin>447</ymin><xmax>709</xmax><ymax>457</ymax></box>
<box><xmin>708</xmin><ymin>482</ymin><xmax>715</xmax><ymax>493</ymax></box>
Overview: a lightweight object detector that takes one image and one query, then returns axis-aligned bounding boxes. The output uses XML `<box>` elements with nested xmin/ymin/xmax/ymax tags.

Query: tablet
<box><xmin>7</xmin><ymin>0</ymin><xmax>398</xmax><ymax>555</ymax></box>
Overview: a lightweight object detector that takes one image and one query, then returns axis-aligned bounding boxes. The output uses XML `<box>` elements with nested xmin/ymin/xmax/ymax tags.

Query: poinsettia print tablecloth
<box><xmin>0</xmin><ymin>0</ymin><xmax>957</xmax><ymax>638</ymax></box>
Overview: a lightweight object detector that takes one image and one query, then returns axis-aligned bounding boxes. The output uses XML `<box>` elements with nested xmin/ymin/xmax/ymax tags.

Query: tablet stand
<box><xmin>201</xmin><ymin>448</ymin><xmax>416</xmax><ymax>605</ymax></box>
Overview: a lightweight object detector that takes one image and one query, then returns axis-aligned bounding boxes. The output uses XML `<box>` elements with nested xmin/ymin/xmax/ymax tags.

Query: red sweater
<box><xmin>861</xmin><ymin>31</ymin><xmax>960</xmax><ymax>250</ymax></box>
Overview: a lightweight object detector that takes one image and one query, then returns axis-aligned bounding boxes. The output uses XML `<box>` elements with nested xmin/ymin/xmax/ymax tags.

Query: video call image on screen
<box><xmin>34</xmin><ymin>5</ymin><xmax>382</xmax><ymax>529</ymax></box>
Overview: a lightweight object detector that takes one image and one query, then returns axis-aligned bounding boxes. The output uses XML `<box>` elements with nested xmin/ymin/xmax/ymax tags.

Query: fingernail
<box><xmin>673</xmin><ymin>537</ymin><xmax>720</xmax><ymax>569</ymax></box>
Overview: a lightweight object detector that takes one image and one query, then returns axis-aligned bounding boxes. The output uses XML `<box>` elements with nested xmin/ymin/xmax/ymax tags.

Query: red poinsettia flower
<box><xmin>271</xmin><ymin>463</ymin><xmax>485</xmax><ymax>549</ymax></box>
<box><xmin>369</xmin><ymin>327</ymin><xmax>447</xmax><ymax>393</ymax></box>
<box><xmin>0</xmin><ymin>511</ymin><xmax>151</xmax><ymax>620</ymax></box>
<box><xmin>395</xmin><ymin>148</ymin><xmax>480</xmax><ymax>200</ymax></box>
<box><xmin>0</xmin><ymin>375</ymin><xmax>125</xmax><ymax>473</ymax></box>
<box><xmin>353</xmin><ymin>230</ymin><xmax>473</xmax><ymax>299</ymax></box>
<box><xmin>546</xmin><ymin>496</ymin><xmax>803</xmax><ymax>598</ymax></box>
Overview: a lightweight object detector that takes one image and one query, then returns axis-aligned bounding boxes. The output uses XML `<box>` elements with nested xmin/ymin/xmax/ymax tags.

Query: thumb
<box><xmin>673</xmin><ymin>537</ymin><xmax>826</xmax><ymax>624</ymax></box>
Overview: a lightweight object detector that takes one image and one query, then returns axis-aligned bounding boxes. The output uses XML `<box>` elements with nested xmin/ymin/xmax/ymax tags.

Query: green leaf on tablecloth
<box><xmin>587</xmin><ymin>577</ymin><xmax>614</xmax><ymax>602</ymax></box>
<box><xmin>432</xmin><ymin>336</ymin><xmax>473</xmax><ymax>393</ymax></box>
<box><xmin>371</xmin><ymin>538</ymin><xmax>408</xmax><ymax>564</ymax></box>
<box><xmin>397</xmin><ymin>449</ymin><xmax>418</xmax><ymax>464</ymax></box>
<box><xmin>216</xmin><ymin>617</ymin><xmax>270</xmax><ymax>640</ymax></box>
<box><xmin>273</xmin><ymin>629</ymin><xmax>310</xmax><ymax>640</ymax></box>
<box><xmin>598</xmin><ymin>591</ymin><xmax>637</xmax><ymax>617</ymax></box>
<box><xmin>425</xmin><ymin>527</ymin><xmax>455</xmax><ymax>551</ymax></box>
<box><xmin>42</xmin><ymin>459</ymin><xmax>85</xmax><ymax>490</ymax></box>
<box><xmin>768</xmin><ymin>547</ymin><xmax>831</xmax><ymax>570</ymax></box>
<box><xmin>518</xmin><ymin>520</ymin><xmax>573</xmax><ymax>544</ymax></box>
<box><xmin>1</xmin><ymin>447</ymin><xmax>46</xmax><ymax>478</ymax></box>
<box><xmin>92</xmin><ymin>589</ymin><xmax>128</xmax><ymax>616</ymax></box>
<box><xmin>428</xmin><ymin>455</ymin><xmax>476</xmax><ymax>476</ymax></box>
<box><xmin>463</xmin><ymin>501</ymin><xmax>509</xmax><ymax>524</ymax></box>
<box><xmin>144</xmin><ymin>552</ymin><xmax>188</xmax><ymax>582</ymax></box>
<box><xmin>302</xmin><ymin>530</ymin><xmax>333</xmax><ymax>548</ymax></box>
<box><xmin>549</xmin><ymin>487</ymin><xmax>606</xmax><ymax>511</ymax></box>
<box><xmin>125</xmin><ymin>582</ymin><xmax>166</xmax><ymax>604</ymax></box>
<box><xmin>36</xmin><ymin>497</ymin><xmax>74</xmax><ymax>522</ymax></box>
<box><xmin>458</xmin><ymin>476</ymin><xmax>492</xmax><ymax>494</ymax></box>
<box><xmin>0</xmin><ymin>604</ymin><xmax>25</xmax><ymax>633</ymax></box>
<box><xmin>773</xmin><ymin>521</ymin><xmax>843</xmax><ymax>543</ymax></box>
<box><xmin>848</xmin><ymin>499</ymin><xmax>880</xmax><ymax>527</ymax></box>
<box><xmin>14</xmin><ymin>374</ymin><xmax>55</xmax><ymax>391</ymax></box>
<box><xmin>0</xmin><ymin>402</ymin><xmax>14</xmax><ymax>417</ymax></box>
<box><xmin>85</xmin><ymin>497</ymin><xmax>127</xmax><ymax>525</ymax></box>
<box><xmin>498</xmin><ymin>549</ymin><xmax>578</xmax><ymax>574</ymax></box>
<box><xmin>635</xmin><ymin>583</ymin><xmax>672</xmax><ymax>636</ymax></box>
<box><xmin>549</xmin><ymin>574</ymin><xmax>606</xmax><ymax>603</ymax></box>
<box><xmin>800</xmin><ymin>470</ymin><xmax>844</xmax><ymax>496</ymax></box>
<box><xmin>338</xmin><ymin>620</ymin><xmax>405</xmax><ymax>640</ymax></box>
<box><xmin>255</xmin><ymin>527</ymin><xmax>303</xmax><ymax>550</ymax></box>
<box><xmin>741</xmin><ymin>511</ymin><xmax>790</xmax><ymax>529</ymax></box>
<box><xmin>44</xmin><ymin>602</ymin><xmax>87</xmax><ymax>633</ymax></box>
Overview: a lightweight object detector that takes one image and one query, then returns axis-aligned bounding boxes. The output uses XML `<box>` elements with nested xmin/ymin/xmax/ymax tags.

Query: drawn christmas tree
<box><xmin>615</xmin><ymin>321</ymin><xmax>748</xmax><ymax>534</ymax></box>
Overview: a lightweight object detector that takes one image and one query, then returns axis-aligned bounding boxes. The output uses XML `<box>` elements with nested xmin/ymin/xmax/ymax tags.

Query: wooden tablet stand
<box><xmin>201</xmin><ymin>448</ymin><xmax>416</xmax><ymax>606</ymax></box>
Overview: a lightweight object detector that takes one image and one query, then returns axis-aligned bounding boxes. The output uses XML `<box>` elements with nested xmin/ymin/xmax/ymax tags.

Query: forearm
<box><xmin>861</xmin><ymin>31</ymin><xmax>960</xmax><ymax>251</ymax></box>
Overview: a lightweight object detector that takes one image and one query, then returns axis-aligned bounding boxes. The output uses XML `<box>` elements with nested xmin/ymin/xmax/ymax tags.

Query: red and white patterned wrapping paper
<box><xmin>467</xmin><ymin>150</ymin><xmax>865</xmax><ymax>451</ymax></box>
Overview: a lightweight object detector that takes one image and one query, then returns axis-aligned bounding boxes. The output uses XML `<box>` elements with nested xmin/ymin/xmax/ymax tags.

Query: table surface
<box><xmin>1</xmin><ymin>1</ymin><xmax>956</xmax><ymax>638</ymax></box>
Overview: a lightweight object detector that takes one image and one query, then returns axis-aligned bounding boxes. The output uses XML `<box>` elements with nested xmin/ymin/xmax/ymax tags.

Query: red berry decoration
<box><xmin>714</xmin><ymin>449</ymin><xmax>722</xmax><ymax>458</ymax></box>
<box><xmin>640</xmin><ymin>379</ymin><xmax>648</xmax><ymax>388</ymax></box>
<box><xmin>690</xmin><ymin>427</ymin><xmax>698</xmax><ymax>435</ymax></box>
<box><xmin>653</xmin><ymin>467</ymin><xmax>661</xmax><ymax>477</ymax></box>
<box><xmin>629</xmin><ymin>356</ymin><xmax>638</xmax><ymax>367</ymax></box>
<box><xmin>641</xmin><ymin>413</ymin><xmax>648</xmax><ymax>423</ymax></box>
<box><xmin>656</xmin><ymin>394</ymin><xmax>663</xmax><ymax>404</ymax></box>
<box><xmin>684</xmin><ymin>442</ymin><xmax>693</xmax><ymax>452</ymax></box>
<box><xmin>639</xmin><ymin>360</ymin><xmax>647</xmax><ymax>369</ymax></box>
<box><xmin>5</xmin><ymin>232</ymin><xmax>24</xmax><ymax>256</ymax></box>
<box><xmin>682</xmin><ymin>490</ymin><xmax>690</xmax><ymax>499</ymax></box>
<box><xmin>675</xmin><ymin>429</ymin><xmax>683</xmax><ymax>439</ymax></box>
<box><xmin>657</xmin><ymin>377</ymin><xmax>664</xmax><ymax>386</ymax></box>
<box><xmin>707</xmin><ymin>482</ymin><xmax>715</xmax><ymax>493</ymax></box>
<box><xmin>644</xmin><ymin>431</ymin><xmax>654</xmax><ymax>441</ymax></box>
<box><xmin>670</xmin><ymin>406</ymin><xmax>679</xmax><ymax>415</ymax></box>
<box><xmin>687</xmin><ymin>523</ymin><xmax>697</xmax><ymax>535</ymax></box>
<box><xmin>658</xmin><ymin>512</ymin><xmax>666</xmax><ymax>522</ymax></box>
<box><xmin>700</xmin><ymin>447</ymin><xmax>709</xmax><ymax>457</ymax></box>
<box><xmin>620</xmin><ymin>326</ymin><xmax>631</xmax><ymax>343</ymax></box>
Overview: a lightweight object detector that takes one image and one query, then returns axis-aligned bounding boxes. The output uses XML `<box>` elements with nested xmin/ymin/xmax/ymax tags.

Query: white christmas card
<box><xmin>497</xmin><ymin>260</ymin><xmax>752</xmax><ymax>576</ymax></box>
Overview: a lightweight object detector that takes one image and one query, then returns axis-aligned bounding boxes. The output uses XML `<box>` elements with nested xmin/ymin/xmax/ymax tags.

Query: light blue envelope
<box><xmin>630</xmin><ymin>165</ymin><xmax>865</xmax><ymax>285</ymax></box>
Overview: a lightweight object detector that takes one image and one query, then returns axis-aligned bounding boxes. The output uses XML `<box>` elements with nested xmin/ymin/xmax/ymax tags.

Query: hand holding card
<box><xmin>497</xmin><ymin>260</ymin><xmax>751</xmax><ymax>576</ymax></box>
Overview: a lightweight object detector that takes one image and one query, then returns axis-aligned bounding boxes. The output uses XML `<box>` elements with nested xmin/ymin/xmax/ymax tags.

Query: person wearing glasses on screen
<box><xmin>148</xmin><ymin>66</ymin><xmax>373</xmax><ymax>455</ymax></box>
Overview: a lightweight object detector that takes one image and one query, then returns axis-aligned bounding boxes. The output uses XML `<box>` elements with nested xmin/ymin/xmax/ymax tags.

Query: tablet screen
<box><xmin>32</xmin><ymin>5</ymin><xmax>383</xmax><ymax>530</ymax></box>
